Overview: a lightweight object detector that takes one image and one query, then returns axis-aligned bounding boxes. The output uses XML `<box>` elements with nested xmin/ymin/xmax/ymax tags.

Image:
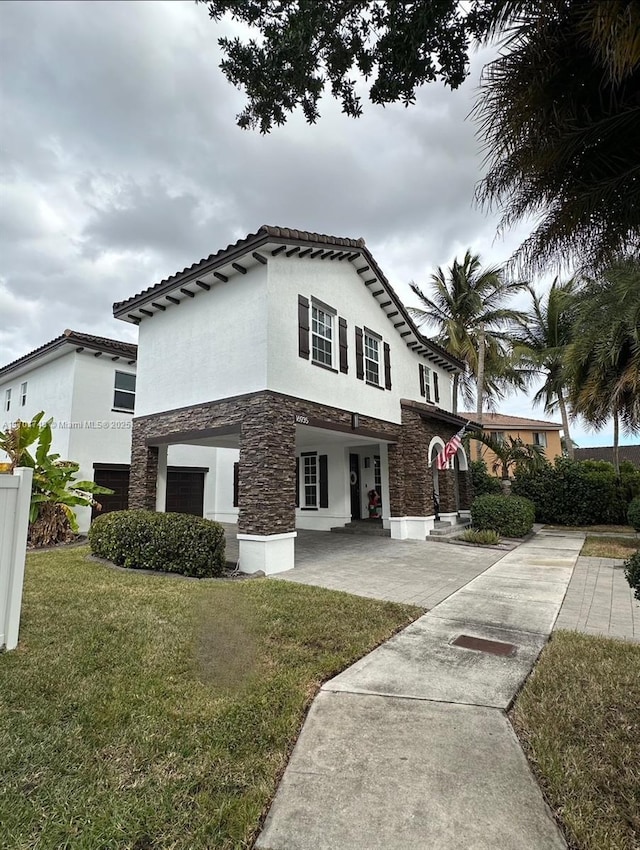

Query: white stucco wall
<box><xmin>134</xmin><ymin>265</ymin><xmax>269</xmax><ymax>417</ymax></box>
<box><xmin>0</xmin><ymin>352</ymin><xmax>75</xmax><ymax>461</ymax></box>
<box><xmin>266</xmin><ymin>255</ymin><xmax>453</xmax><ymax>422</ymax></box>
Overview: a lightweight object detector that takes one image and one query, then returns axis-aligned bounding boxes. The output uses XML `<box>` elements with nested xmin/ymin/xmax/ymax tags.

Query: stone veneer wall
<box><xmin>129</xmin><ymin>391</ymin><xmax>463</xmax><ymax>534</ymax></box>
<box><xmin>457</xmin><ymin>470</ymin><xmax>474</xmax><ymax>511</ymax></box>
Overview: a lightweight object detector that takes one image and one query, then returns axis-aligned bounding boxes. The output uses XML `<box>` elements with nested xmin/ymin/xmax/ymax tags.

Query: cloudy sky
<box><xmin>0</xmin><ymin>0</ymin><xmax>630</xmax><ymax>447</ymax></box>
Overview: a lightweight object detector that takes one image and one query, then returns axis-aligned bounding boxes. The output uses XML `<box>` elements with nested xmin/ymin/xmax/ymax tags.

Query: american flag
<box><xmin>436</xmin><ymin>424</ymin><xmax>469</xmax><ymax>470</ymax></box>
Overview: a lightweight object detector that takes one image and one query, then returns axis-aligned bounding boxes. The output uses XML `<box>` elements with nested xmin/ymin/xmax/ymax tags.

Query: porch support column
<box><xmin>155</xmin><ymin>444</ymin><xmax>168</xmax><ymax>513</ymax></box>
<box><xmin>129</xmin><ymin>421</ymin><xmax>158</xmax><ymax>511</ymax></box>
<box><xmin>438</xmin><ymin>467</ymin><xmax>458</xmax><ymax>524</ymax></box>
<box><xmin>237</xmin><ymin>405</ymin><xmax>296</xmax><ymax>574</ymax></box>
<box><xmin>379</xmin><ymin>443</ymin><xmax>391</xmax><ymax>529</ymax></box>
<box><xmin>389</xmin><ymin>405</ymin><xmax>436</xmax><ymax>540</ymax></box>
<box><xmin>457</xmin><ymin>470</ymin><xmax>474</xmax><ymax>515</ymax></box>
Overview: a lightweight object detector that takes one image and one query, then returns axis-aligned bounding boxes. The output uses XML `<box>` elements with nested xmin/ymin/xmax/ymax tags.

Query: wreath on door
<box><xmin>350</xmin><ymin>471</ymin><xmax>358</xmax><ymax>485</ymax></box>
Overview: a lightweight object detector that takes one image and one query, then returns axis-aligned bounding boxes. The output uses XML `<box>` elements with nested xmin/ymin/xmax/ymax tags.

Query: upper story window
<box><xmin>364</xmin><ymin>331</ymin><xmax>380</xmax><ymax>385</ymax></box>
<box><xmin>113</xmin><ymin>371</ymin><xmax>136</xmax><ymax>412</ymax></box>
<box><xmin>4</xmin><ymin>388</ymin><xmax>11</xmax><ymax>412</ymax></box>
<box><xmin>533</xmin><ymin>431</ymin><xmax>547</xmax><ymax>448</ymax></box>
<box><xmin>20</xmin><ymin>382</ymin><xmax>27</xmax><ymax>407</ymax></box>
<box><xmin>419</xmin><ymin>364</ymin><xmax>440</xmax><ymax>404</ymax></box>
<box><xmin>311</xmin><ymin>302</ymin><xmax>334</xmax><ymax>368</ymax></box>
<box><xmin>493</xmin><ymin>431</ymin><xmax>506</xmax><ymax>444</ymax></box>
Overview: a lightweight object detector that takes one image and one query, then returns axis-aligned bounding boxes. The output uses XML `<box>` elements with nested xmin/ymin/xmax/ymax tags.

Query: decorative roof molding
<box><xmin>0</xmin><ymin>330</ymin><xmax>137</xmax><ymax>380</ymax></box>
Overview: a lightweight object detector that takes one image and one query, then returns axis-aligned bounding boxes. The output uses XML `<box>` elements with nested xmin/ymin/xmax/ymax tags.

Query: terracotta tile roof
<box><xmin>112</xmin><ymin>224</ymin><xmax>463</xmax><ymax>372</ymax></box>
<box><xmin>0</xmin><ymin>329</ymin><xmax>137</xmax><ymax>380</ymax></box>
<box><xmin>575</xmin><ymin>445</ymin><xmax>640</xmax><ymax>467</ymax></box>
<box><xmin>460</xmin><ymin>411</ymin><xmax>562</xmax><ymax>430</ymax></box>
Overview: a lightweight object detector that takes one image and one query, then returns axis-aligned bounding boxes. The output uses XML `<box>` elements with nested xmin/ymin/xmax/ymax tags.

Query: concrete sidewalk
<box><xmin>256</xmin><ymin>531</ymin><xmax>583</xmax><ymax>850</ymax></box>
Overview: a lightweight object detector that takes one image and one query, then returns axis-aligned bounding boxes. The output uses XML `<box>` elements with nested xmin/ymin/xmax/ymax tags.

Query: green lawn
<box><xmin>0</xmin><ymin>547</ymin><xmax>421</xmax><ymax>850</ymax></box>
<box><xmin>512</xmin><ymin>631</ymin><xmax>640</xmax><ymax>850</ymax></box>
<box><xmin>581</xmin><ymin>535</ymin><xmax>639</xmax><ymax>560</ymax></box>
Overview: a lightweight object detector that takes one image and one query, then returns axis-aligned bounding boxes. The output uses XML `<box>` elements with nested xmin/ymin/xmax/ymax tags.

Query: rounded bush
<box><xmin>627</xmin><ymin>498</ymin><xmax>640</xmax><ymax>532</ymax></box>
<box><xmin>88</xmin><ymin>510</ymin><xmax>226</xmax><ymax>577</ymax></box>
<box><xmin>469</xmin><ymin>460</ymin><xmax>502</xmax><ymax>497</ymax></box>
<box><xmin>624</xmin><ymin>550</ymin><xmax>640</xmax><ymax>601</ymax></box>
<box><xmin>470</xmin><ymin>494</ymin><xmax>535</xmax><ymax>538</ymax></box>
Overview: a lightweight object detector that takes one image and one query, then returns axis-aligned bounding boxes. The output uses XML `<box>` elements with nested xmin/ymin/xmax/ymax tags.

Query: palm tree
<box><xmin>513</xmin><ymin>279</ymin><xmax>578</xmax><ymax>459</ymax></box>
<box><xmin>471</xmin><ymin>431</ymin><xmax>547</xmax><ymax>483</ymax></box>
<box><xmin>474</xmin><ymin>0</ymin><xmax>640</xmax><ymax>275</ymax></box>
<box><xmin>566</xmin><ymin>259</ymin><xmax>640</xmax><ymax>474</ymax></box>
<box><xmin>409</xmin><ymin>251</ymin><xmax>526</xmax><ymax>441</ymax></box>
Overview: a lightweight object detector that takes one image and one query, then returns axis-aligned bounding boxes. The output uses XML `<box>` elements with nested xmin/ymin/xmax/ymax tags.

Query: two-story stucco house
<box><xmin>114</xmin><ymin>226</ymin><xmax>474</xmax><ymax>574</ymax></box>
<box><xmin>0</xmin><ymin>330</ymin><xmax>227</xmax><ymax>532</ymax></box>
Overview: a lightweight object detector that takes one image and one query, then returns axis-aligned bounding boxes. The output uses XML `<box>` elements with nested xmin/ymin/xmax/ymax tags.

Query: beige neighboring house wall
<box><xmin>461</xmin><ymin>412</ymin><xmax>563</xmax><ymax>476</ymax></box>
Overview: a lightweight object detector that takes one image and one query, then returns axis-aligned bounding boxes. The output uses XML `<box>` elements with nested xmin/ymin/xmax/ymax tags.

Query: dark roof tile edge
<box><xmin>0</xmin><ymin>330</ymin><xmax>137</xmax><ymax>379</ymax></box>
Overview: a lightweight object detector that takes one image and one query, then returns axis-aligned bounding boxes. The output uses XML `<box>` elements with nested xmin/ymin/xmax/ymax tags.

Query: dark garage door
<box><xmin>165</xmin><ymin>467</ymin><xmax>205</xmax><ymax>517</ymax></box>
<box><xmin>92</xmin><ymin>465</ymin><xmax>130</xmax><ymax>520</ymax></box>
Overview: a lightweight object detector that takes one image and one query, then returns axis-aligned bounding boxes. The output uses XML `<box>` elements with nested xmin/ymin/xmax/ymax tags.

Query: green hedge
<box><xmin>470</xmin><ymin>459</ymin><xmax>502</xmax><ymax>496</ymax></box>
<box><xmin>628</xmin><ymin>498</ymin><xmax>640</xmax><ymax>532</ymax></box>
<box><xmin>512</xmin><ymin>458</ymin><xmax>640</xmax><ymax>526</ymax></box>
<box><xmin>89</xmin><ymin>510</ymin><xmax>226</xmax><ymax>577</ymax></box>
<box><xmin>624</xmin><ymin>550</ymin><xmax>640</xmax><ymax>601</ymax></box>
<box><xmin>471</xmin><ymin>494</ymin><xmax>535</xmax><ymax>538</ymax></box>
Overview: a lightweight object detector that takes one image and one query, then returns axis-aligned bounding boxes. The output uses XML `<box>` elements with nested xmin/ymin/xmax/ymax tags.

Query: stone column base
<box><xmin>389</xmin><ymin>516</ymin><xmax>436</xmax><ymax>540</ymax></box>
<box><xmin>440</xmin><ymin>511</ymin><xmax>461</xmax><ymax>525</ymax></box>
<box><xmin>237</xmin><ymin>532</ymin><xmax>296</xmax><ymax>575</ymax></box>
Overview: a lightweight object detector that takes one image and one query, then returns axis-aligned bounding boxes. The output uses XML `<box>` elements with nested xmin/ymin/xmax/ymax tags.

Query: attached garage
<box><xmin>92</xmin><ymin>464</ymin><xmax>130</xmax><ymax>520</ymax></box>
<box><xmin>165</xmin><ymin>467</ymin><xmax>206</xmax><ymax>517</ymax></box>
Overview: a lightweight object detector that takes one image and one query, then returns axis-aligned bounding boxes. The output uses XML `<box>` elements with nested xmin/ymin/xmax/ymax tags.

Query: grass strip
<box><xmin>512</xmin><ymin>631</ymin><xmax>640</xmax><ymax>850</ymax></box>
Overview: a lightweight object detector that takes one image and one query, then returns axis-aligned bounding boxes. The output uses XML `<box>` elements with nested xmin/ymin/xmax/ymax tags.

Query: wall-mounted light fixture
<box><xmin>351</xmin><ymin>413</ymin><xmax>359</xmax><ymax>429</ymax></box>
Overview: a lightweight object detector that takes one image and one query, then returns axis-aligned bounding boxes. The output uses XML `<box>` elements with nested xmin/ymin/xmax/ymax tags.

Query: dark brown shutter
<box><xmin>338</xmin><ymin>317</ymin><xmax>348</xmax><ymax>373</ymax></box>
<box><xmin>355</xmin><ymin>326</ymin><xmax>364</xmax><ymax>380</ymax></box>
<box><xmin>298</xmin><ymin>295</ymin><xmax>310</xmax><ymax>359</ymax></box>
<box><xmin>295</xmin><ymin>457</ymin><xmax>300</xmax><ymax>508</ymax></box>
<box><xmin>433</xmin><ymin>372</ymin><xmax>440</xmax><ymax>403</ymax></box>
<box><xmin>319</xmin><ymin>455</ymin><xmax>328</xmax><ymax>508</ymax></box>
<box><xmin>383</xmin><ymin>342</ymin><xmax>391</xmax><ymax>390</ymax></box>
<box><xmin>233</xmin><ymin>462</ymin><xmax>239</xmax><ymax>507</ymax></box>
<box><xmin>419</xmin><ymin>363</ymin><xmax>425</xmax><ymax>397</ymax></box>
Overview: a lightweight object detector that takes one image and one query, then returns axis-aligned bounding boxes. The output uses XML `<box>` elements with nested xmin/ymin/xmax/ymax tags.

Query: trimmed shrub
<box><xmin>470</xmin><ymin>459</ymin><xmax>502</xmax><ymax>496</ymax></box>
<box><xmin>471</xmin><ymin>494</ymin><xmax>535</xmax><ymax>538</ymax></box>
<box><xmin>624</xmin><ymin>550</ymin><xmax>640</xmax><ymax>601</ymax></box>
<box><xmin>89</xmin><ymin>510</ymin><xmax>226</xmax><ymax>577</ymax></box>
<box><xmin>459</xmin><ymin>529</ymin><xmax>501</xmax><ymax>545</ymax></box>
<box><xmin>512</xmin><ymin>457</ymin><xmax>640</xmax><ymax>526</ymax></box>
<box><xmin>628</xmin><ymin>498</ymin><xmax>640</xmax><ymax>532</ymax></box>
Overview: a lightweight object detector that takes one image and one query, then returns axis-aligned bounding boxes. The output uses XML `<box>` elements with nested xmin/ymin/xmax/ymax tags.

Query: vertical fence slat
<box><xmin>0</xmin><ymin>468</ymin><xmax>33</xmax><ymax>650</ymax></box>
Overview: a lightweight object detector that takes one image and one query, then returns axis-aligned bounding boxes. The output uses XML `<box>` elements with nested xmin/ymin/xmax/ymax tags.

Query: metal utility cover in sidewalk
<box><xmin>452</xmin><ymin>634</ymin><xmax>517</xmax><ymax>657</ymax></box>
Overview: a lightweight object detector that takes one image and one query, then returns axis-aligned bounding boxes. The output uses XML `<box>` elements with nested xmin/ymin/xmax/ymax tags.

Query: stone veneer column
<box><xmin>457</xmin><ymin>470</ymin><xmax>474</xmax><ymax>512</ymax></box>
<box><xmin>129</xmin><ymin>423</ymin><xmax>158</xmax><ymax>511</ymax></box>
<box><xmin>236</xmin><ymin>401</ymin><xmax>297</xmax><ymax>574</ymax></box>
<box><xmin>438</xmin><ymin>468</ymin><xmax>457</xmax><ymax>516</ymax></box>
<box><xmin>388</xmin><ymin>405</ymin><xmax>437</xmax><ymax>540</ymax></box>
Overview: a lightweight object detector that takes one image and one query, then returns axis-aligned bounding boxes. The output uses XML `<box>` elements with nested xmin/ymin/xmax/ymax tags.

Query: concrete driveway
<box><xmin>224</xmin><ymin>526</ymin><xmax>504</xmax><ymax>608</ymax></box>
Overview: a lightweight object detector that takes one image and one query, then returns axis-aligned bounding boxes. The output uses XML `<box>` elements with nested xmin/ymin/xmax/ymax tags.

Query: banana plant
<box><xmin>0</xmin><ymin>414</ymin><xmax>113</xmax><ymax>534</ymax></box>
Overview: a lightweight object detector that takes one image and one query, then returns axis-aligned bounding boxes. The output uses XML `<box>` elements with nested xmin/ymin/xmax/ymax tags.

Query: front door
<box><xmin>349</xmin><ymin>453</ymin><xmax>361</xmax><ymax>520</ymax></box>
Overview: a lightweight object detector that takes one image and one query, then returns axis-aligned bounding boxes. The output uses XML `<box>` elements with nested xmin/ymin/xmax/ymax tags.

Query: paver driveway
<box><xmin>224</xmin><ymin>526</ymin><xmax>505</xmax><ymax>607</ymax></box>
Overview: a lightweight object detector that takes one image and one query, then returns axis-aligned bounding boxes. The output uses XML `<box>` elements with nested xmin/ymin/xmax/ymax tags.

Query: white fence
<box><xmin>0</xmin><ymin>468</ymin><xmax>33</xmax><ymax>651</ymax></box>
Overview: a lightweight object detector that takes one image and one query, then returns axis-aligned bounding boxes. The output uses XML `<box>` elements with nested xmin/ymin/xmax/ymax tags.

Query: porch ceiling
<box><xmin>295</xmin><ymin>424</ymin><xmax>391</xmax><ymax>449</ymax></box>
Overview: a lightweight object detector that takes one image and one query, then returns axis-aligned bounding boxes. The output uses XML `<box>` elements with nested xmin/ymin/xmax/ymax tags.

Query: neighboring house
<box><xmin>113</xmin><ymin>225</ymin><xmax>474</xmax><ymax>574</ymax></box>
<box><xmin>461</xmin><ymin>411</ymin><xmax>563</xmax><ymax>474</ymax></box>
<box><xmin>0</xmin><ymin>330</ymin><xmax>226</xmax><ymax>532</ymax></box>
<box><xmin>575</xmin><ymin>445</ymin><xmax>640</xmax><ymax>468</ymax></box>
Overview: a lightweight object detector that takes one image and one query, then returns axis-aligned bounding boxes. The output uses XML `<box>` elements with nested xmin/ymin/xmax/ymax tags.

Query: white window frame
<box><xmin>311</xmin><ymin>301</ymin><xmax>335</xmax><ymax>368</ymax></box>
<box><xmin>4</xmin><ymin>388</ymin><xmax>11</xmax><ymax>412</ymax></box>
<box><xmin>494</xmin><ymin>431</ymin><xmax>506</xmax><ymax>444</ymax></box>
<box><xmin>20</xmin><ymin>382</ymin><xmax>27</xmax><ymax>407</ymax></box>
<box><xmin>533</xmin><ymin>432</ymin><xmax>547</xmax><ymax>448</ymax></box>
<box><xmin>364</xmin><ymin>331</ymin><xmax>380</xmax><ymax>386</ymax></box>
<box><xmin>303</xmin><ymin>453</ymin><xmax>318</xmax><ymax>508</ymax></box>
<box><xmin>113</xmin><ymin>371</ymin><xmax>136</xmax><ymax>413</ymax></box>
<box><xmin>424</xmin><ymin>366</ymin><xmax>432</xmax><ymax>402</ymax></box>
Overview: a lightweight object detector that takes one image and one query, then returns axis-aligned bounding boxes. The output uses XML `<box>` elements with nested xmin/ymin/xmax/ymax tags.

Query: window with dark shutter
<box><xmin>433</xmin><ymin>372</ymin><xmax>440</xmax><ymax>403</ymax></box>
<box><xmin>233</xmin><ymin>462</ymin><xmax>239</xmax><ymax>507</ymax></box>
<box><xmin>339</xmin><ymin>317</ymin><xmax>348</xmax><ymax>373</ymax></box>
<box><xmin>298</xmin><ymin>294</ymin><xmax>310</xmax><ymax>359</ymax></box>
<box><xmin>319</xmin><ymin>455</ymin><xmax>328</xmax><ymax>507</ymax></box>
<box><xmin>295</xmin><ymin>457</ymin><xmax>300</xmax><ymax>507</ymax></box>
<box><xmin>355</xmin><ymin>326</ymin><xmax>364</xmax><ymax>379</ymax></box>
<box><xmin>419</xmin><ymin>363</ymin><xmax>425</xmax><ymax>397</ymax></box>
<box><xmin>383</xmin><ymin>343</ymin><xmax>391</xmax><ymax>390</ymax></box>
